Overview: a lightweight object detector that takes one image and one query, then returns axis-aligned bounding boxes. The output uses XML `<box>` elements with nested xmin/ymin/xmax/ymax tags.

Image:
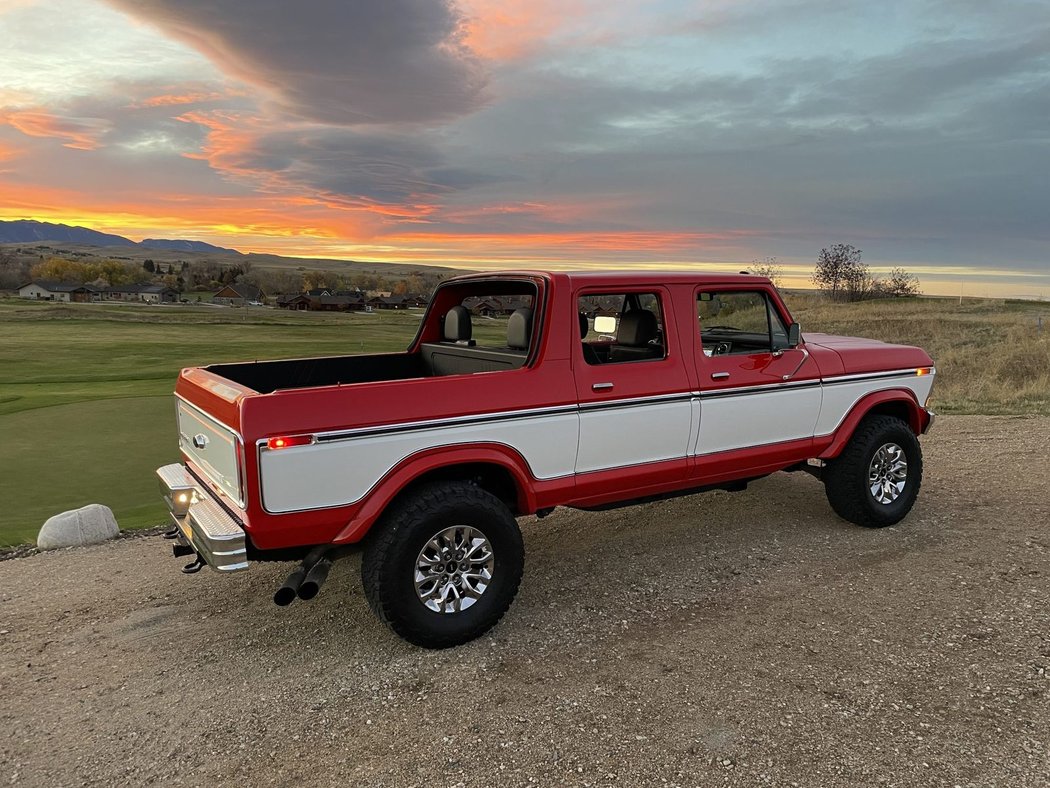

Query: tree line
<box><xmin>751</xmin><ymin>244</ymin><xmax>920</xmax><ymax>301</ymax></box>
<box><xmin>0</xmin><ymin>249</ymin><xmax>452</xmax><ymax>298</ymax></box>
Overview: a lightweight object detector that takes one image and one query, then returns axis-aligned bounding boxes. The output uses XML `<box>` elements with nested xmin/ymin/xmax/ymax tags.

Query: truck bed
<box><xmin>206</xmin><ymin>342</ymin><xmax>531</xmax><ymax>394</ymax></box>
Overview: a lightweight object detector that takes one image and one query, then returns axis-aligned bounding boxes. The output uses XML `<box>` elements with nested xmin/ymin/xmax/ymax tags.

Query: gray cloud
<box><xmin>104</xmin><ymin>0</ymin><xmax>487</xmax><ymax>125</ymax></box>
<box><xmin>429</xmin><ymin>15</ymin><xmax>1050</xmax><ymax>272</ymax></box>
<box><xmin>196</xmin><ymin>125</ymin><xmax>501</xmax><ymax>206</ymax></box>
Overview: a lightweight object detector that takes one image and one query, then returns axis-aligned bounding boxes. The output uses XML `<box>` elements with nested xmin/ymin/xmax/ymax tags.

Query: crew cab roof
<box><xmin>444</xmin><ymin>270</ymin><xmax>773</xmax><ymax>288</ymax></box>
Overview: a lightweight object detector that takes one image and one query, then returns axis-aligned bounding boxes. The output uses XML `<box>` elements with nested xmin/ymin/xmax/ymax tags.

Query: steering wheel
<box><xmin>712</xmin><ymin>341</ymin><xmax>732</xmax><ymax>356</ymax></box>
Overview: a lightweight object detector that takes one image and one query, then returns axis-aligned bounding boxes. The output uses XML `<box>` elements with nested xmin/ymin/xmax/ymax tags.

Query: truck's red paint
<box><xmin>172</xmin><ymin>270</ymin><xmax>935</xmax><ymax>554</ymax></box>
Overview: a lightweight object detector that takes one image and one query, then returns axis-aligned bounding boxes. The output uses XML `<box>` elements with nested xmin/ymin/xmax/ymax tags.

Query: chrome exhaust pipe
<box><xmin>297</xmin><ymin>558</ymin><xmax>332</xmax><ymax>601</ymax></box>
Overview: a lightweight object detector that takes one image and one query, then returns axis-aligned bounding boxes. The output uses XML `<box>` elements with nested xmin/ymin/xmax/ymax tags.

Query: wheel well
<box><xmin>399</xmin><ymin>463</ymin><xmax>523</xmax><ymax>515</ymax></box>
<box><xmin>865</xmin><ymin>400</ymin><xmax>919</xmax><ymax>433</ymax></box>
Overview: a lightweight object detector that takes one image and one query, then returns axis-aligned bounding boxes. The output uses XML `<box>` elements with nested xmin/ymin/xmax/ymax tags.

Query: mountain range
<box><xmin>0</xmin><ymin>220</ymin><xmax>243</xmax><ymax>256</ymax></box>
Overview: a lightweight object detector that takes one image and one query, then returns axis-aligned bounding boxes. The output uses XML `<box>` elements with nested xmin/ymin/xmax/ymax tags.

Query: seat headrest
<box><xmin>616</xmin><ymin>309</ymin><xmax>658</xmax><ymax>347</ymax></box>
<box><xmin>579</xmin><ymin>312</ymin><xmax>589</xmax><ymax>338</ymax></box>
<box><xmin>444</xmin><ymin>305</ymin><xmax>472</xmax><ymax>343</ymax></box>
<box><xmin>507</xmin><ymin>307</ymin><xmax>534</xmax><ymax>350</ymax></box>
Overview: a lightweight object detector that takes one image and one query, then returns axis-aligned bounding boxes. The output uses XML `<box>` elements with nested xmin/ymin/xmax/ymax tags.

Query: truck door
<box><xmin>573</xmin><ymin>288</ymin><xmax>693</xmax><ymax>485</ymax></box>
<box><xmin>692</xmin><ymin>288</ymin><xmax>822</xmax><ymax>470</ymax></box>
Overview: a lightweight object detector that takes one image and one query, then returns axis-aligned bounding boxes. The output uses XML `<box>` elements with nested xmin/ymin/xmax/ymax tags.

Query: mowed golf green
<box><xmin>0</xmin><ymin>300</ymin><xmax>442</xmax><ymax>545</ymax></box>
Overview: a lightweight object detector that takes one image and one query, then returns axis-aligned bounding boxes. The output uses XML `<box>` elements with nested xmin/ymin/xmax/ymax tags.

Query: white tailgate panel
<box><xmin>177</xmin><ymin>400</ymin><xmax>242</xmax><ymax>505</ymax></box>
<box><xmin>260</xmin><ymin>413</ymin><xmax>579</xmax><ymax>513</ymax></box>
<box><xmin>697</xmin><ymin>387</ymin><xmax>822</xmax><ymax>455</ymax></box>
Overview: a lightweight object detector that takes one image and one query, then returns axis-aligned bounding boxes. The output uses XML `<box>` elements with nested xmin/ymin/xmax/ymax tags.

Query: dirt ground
<box><xmin>2</xmin><ymin>415</ymin><xmax>1048</xmax><ymax>787</ymax></box>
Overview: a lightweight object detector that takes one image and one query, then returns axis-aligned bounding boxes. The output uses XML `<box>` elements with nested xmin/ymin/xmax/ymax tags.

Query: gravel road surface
<box><xmin>2</xmin><ymin>415</ymin><xmax>1048</xmax><ymax>787</ymax></box>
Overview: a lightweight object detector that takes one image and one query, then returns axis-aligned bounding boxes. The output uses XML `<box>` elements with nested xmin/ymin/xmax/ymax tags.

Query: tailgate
<box><xmin>177</xmin><ymin>398</ymin><xmax>244</xmax><ymax>506</ymax></box>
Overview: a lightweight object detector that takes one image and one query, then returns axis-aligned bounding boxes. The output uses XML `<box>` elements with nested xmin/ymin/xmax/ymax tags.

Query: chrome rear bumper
<box><xmin>157</xmin><ymin>463</ymin><xmax>248</xmax><ymax>572</ymax></box>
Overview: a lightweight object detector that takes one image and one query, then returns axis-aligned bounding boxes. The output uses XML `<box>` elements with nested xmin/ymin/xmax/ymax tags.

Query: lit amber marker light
<box><xmin>916</xmin><ymin>367</ymin><xmax>932</xmax><ymax>376</ymax></box>
<box><xmin>267</xmin><ymin>435</ymin><xmax>313</xmax><ymax>450</ymax></box>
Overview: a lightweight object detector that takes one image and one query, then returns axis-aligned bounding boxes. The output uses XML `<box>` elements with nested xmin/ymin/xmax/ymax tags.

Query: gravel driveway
<box><xmin>2</xmin><ymin>415</ymin><xmax>1048</xmax><ymax>787</ymax></box>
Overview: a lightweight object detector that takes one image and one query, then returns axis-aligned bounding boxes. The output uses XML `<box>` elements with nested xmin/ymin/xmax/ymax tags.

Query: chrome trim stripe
<box><xmin>280</xmin><ymin>370</ymin><xmax>931</xmax><ymax>447</ymax></box>
<box><xmin>285</xmin><ymin>391</ymin><xmax>697</xmax><ymax>448</ymax></box>
<box><xmin>821</xmin><ymin>367</ymin><xmax>934</xmax><ymax>385</ymax></box>
<box><xmin>301</xmin><ymin>402</ymin><xmax>580</xmax><ymax>446</ymax></box>
<box><xmin>578</xmin><ymin>391</ymin><xmax>694</xmax><ymax>412</ymax></box>
<box><xmin>696</xmin><ymin>379</ymin><xmax>821</xmax><ymax>399</ymax></box>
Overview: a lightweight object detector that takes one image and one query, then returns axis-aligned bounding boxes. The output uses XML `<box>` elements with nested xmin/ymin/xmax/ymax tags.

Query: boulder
<box><xmin>37</xmin><ymin>504</ymin><xmax>119</xmax><ymax>549</ymax></box>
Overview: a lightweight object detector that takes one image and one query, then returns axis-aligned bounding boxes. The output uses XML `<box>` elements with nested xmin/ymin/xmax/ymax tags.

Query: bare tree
<box><xmin>884</xmin><ymin>267</ymin><xmax>921</xmax><ymax>297</ymax></box>
<box><xmin>813</xmin><ymin>244</ymin><xmax>868</xmax><ymax>301</ymax></box>
<box><xmin>749</xmin><ymin>257</ymin><xmax>784</xmax><ymax>288</ymax></box>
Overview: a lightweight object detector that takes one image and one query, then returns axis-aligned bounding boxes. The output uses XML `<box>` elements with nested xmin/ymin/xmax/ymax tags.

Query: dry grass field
<box><xmin>783</xmin><ymin>293</ymin><xmax>1050</xmax><ymax>415</ymax></box>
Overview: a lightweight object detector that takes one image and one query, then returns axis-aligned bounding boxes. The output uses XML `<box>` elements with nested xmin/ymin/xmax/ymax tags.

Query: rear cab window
<box><xmin>418</xmin><ymin>279</ymin><xmax>540</xmax><ymax>376</ymax></box>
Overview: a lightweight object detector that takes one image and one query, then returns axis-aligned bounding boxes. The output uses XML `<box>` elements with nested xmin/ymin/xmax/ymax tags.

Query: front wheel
<box><xmin>362</xmin><ymin>481</ymin><xmax>524</xmax><ymax>648</ymax></box>
<box><xmin>823</xmin><ymin>415</ymin><xmax>923</xmax><ymax>528</ymax></box>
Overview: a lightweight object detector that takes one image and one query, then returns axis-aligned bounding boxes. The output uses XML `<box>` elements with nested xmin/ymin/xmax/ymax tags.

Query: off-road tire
<box><xmin>823</xmin><ymin>414</ymin><xmax>923</xmax><ymax>528</ymax></box>
<box><xmin>362</xmin><ymin>481</ymin><xmax>524</xmax><ymax>648</ymax></box>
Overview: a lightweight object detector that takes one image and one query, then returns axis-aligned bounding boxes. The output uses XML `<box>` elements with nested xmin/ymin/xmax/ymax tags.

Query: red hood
<box><xmin>805</xmin><ymin>332</ymin><xmax>934</xmax><ymax>376</ymax></box>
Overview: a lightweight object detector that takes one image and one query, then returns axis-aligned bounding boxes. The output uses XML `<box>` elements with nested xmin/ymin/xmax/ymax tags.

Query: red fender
<box><xmin>332</xmin><ymin>443</ymin><xmax>539</xmax><ymax>544</ymax></box>
<box><xmin>819</xmin><ymin>388</ymin><xmax>927</xmax><ymax>459</ymax></box>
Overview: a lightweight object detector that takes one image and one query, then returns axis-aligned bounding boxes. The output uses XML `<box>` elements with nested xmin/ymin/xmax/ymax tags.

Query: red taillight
<box><xmin>266</xmin><ymin>435</ymin><xmax>313</xmax><ymax>450</ymax></box>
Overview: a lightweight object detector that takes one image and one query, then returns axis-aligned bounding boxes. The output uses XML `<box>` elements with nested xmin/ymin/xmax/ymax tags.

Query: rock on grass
<box><xmin>37</xmin><ymin>504</ymin><xmax>119</xmax><ymax>549</ymax></box>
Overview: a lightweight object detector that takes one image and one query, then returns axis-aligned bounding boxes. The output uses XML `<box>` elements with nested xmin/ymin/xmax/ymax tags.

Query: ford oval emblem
<box><xmin>192</xmin><ymin>433</ymin><xmax>209</xmax><ymax>450</ymax></box>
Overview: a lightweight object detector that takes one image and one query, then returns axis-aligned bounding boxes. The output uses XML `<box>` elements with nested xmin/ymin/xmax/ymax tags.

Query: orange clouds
<box><xmin>459</xmin><ymin>0</ymin><xmax>642</xmax><ymax>60</ymax></box>
<box><xmin>0</xmin><ymin>109</ymin><xmax>110</xmax><ymax>150</ymax></box>
<box><xmin>133</xmin><ymin>90</ymin><xmax>235</xmax><ymax>108</ymax></box>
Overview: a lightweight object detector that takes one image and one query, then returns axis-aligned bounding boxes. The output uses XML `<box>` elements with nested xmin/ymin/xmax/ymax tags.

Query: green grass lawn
<box><xmin>0</xmin><ymin>300</ymin><xmax>435</xmax><ymax>545</ymax></box>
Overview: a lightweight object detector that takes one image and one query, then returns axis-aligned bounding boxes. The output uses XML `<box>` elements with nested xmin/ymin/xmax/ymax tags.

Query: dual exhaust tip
<box><xmin>274</xmin><ymin>556</ymin><xmax>332</xmax><ymax>606</ymax></box>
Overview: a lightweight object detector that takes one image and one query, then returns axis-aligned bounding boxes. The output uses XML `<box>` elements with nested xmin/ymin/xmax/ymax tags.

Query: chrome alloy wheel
<box><xmin>414</xmin><ymin>526</ymin><xmax>495</xmax><ymax>613</ymax></box>
<box><xmin>868</xmin><ymin>443</ymin><xmax>908</xmax><ymax>505</ymax></box>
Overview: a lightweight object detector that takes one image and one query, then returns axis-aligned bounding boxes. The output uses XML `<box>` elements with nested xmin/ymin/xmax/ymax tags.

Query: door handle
<box><xmin>592</xmin><ymin>382</ymin><xmax>614</xmax><ymax>391</ymax></box>
<box><xmin>711</xmin><ymin>372</ymin><xmax>730</xmax><ymax>380</ymax></box>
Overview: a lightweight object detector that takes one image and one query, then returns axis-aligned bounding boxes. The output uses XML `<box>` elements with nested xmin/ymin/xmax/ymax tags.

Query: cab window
<box><xmin>697</xmin><ymin>291</ymin><xmax>788</xmax><ymax>356</ymax></box>
<box><xmin>577</xmin><ymin>292</ymin><xmax>666</xmax><ymax>365</ymax></box>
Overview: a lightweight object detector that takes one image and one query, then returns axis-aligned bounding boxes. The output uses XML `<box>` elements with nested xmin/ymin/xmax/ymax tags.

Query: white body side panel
<box><xmin>256</xmin><ymin>370</ymin><xmax>934</xmax><ymax>515</ymax></box>
<box><xmin>575</xmin><ymin>400</ymin><xmax>693</xmax><ymax>473</ymax></box>
<box><xmin>260</xmin><ymin>412</ymin><xmax>579</xmax><ymax>513</ymax></box>
<box><xmin>696</xmin><ymin>387</ymin><xmax>822</xmax><ymax>455</ymax></box>
<box><xmin>815</xmin><ymin>374</ymin><xmax>934</xmax><ymax>436</ymax></box>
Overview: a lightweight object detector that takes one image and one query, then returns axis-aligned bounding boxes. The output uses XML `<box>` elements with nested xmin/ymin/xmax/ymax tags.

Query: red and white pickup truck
<box><xmin>158</xmin><ymin>271</ymin><xmax>935</xmax><ymax>647</ymax></box>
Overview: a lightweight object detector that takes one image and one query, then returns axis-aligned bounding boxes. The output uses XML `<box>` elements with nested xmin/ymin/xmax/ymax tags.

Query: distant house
<box><xmin>464</xmin><ymin>296</ymin><xmax>521</xmax><ymax>317</ymax></box>
<box><xmin>104</xmin><ymin>283</ymin><xmax>178</xmax><ymax>303</ymax></box>
<box><xmin>18</xmin><ymin>280</ymin><xmax>100</xmax><ymax>302</ymax></box>
<box><xmin>213</xmin><ymin>283</ymin><xmax>264</xmax><ymax>306</ymax></box>
<box><xmin>367</xmin><ymin>295</ymin><xmax>411</xmax><ymax>310</ymax></box>
<box><xmin>277</xmin><ymin>293</ymin><xmax>311</xmax><ymax>310</ymax></box>
<box><xmin>277</xmin><ymin>292</ymin><xmax>366</xmax><ymax>312</ymax></box>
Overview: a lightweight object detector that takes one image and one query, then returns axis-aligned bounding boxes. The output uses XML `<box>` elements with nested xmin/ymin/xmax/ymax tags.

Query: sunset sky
<box><xmin>1</xmin><ymin>0</ymin><xmax>1047</xmax><ymax>296</ymax></box>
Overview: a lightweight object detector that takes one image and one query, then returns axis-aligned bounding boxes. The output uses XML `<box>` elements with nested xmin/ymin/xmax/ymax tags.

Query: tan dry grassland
<box><xmin>784</xmin><ymin>293</ymin><xmax>1050</xmax><ymax>415</ymax></box>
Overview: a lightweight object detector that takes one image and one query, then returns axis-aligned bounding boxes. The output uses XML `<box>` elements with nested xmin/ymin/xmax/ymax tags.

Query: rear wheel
<box><xmin>823</xmin><ymin>415</ymin><xmax>923</xmax><ymax>528</ymax></box>
<box><xmin>362</xmin><ymin>481</ymin><xmax>524</xmax><ymax>648</ymax></box>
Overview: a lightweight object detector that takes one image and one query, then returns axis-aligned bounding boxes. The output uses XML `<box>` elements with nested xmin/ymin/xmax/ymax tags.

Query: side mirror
<box><xmin>788</xmin><ymin>322</ymin><xmax>802</xmax><ymax>348</ymax></box>
<box><xmin>593</xmin><ymin>315</ymin><xmax>618</xmax><ymax>335</ymax></box>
